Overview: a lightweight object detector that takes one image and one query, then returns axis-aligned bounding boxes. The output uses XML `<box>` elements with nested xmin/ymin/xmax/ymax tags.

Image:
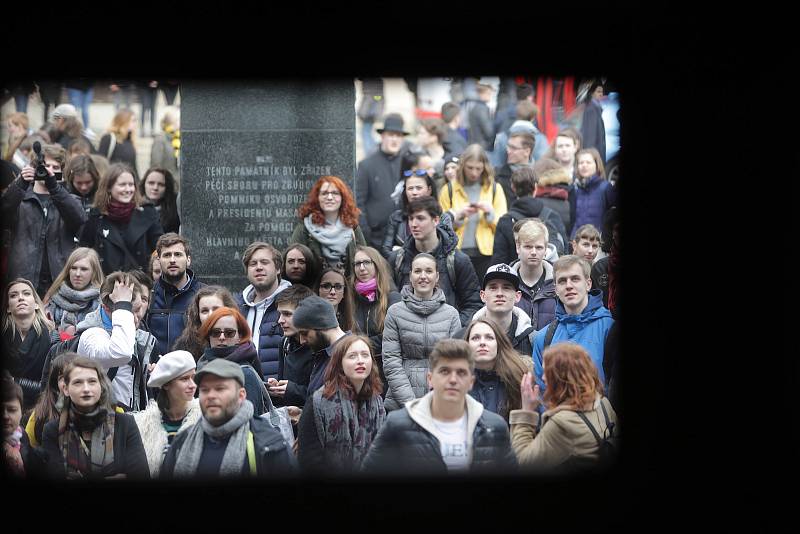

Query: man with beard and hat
<box><xmin>355</xmin><ymin>112</ymin><xmax>411</xmax><ymax>249</ymax></box>
<box><xmin>290</xmin><ymin>295</ymin><xmax>350</xmax><ymax>402</ymax></box>
<box><xmin>160</xmin><ymin>358</ymin><xmax>295</xmax><ymax>479</ymax></box>
<box><xmin>149</xmin><ymin>233</ymin><xmax>205</xmax><ymax>357</ymax></box>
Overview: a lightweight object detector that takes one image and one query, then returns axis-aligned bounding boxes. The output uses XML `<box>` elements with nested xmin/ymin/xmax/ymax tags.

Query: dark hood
<box><xmin>509</xmin><ymin>196</ymin><xmax>545</xmax><ymax>218</ymax></box>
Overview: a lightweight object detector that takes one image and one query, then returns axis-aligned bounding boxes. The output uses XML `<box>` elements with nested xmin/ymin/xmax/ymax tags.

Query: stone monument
<box><xmin>180</xmin><ymin>80</ymin><xmax>356</xmax><ymax>292</ymax></box>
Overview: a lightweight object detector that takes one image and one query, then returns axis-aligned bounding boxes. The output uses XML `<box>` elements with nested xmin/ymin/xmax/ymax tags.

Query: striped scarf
<box><xmin>57</xmin><ymin>402</ymin><xmax>115</xmax><ymax>479</ymax></box>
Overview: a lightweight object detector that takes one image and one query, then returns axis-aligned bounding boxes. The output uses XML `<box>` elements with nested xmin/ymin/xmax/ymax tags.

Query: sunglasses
<box><xmin>403</xmin><ymin>169</ymin><xmax>428</xmax><ymax>177</ymax></box>
<box><xmin>209</xmin><ymin>328</ymin><xmax>238</xmax><ymax>339</ymax></box>
<box><xmin>320</xmin><ymin>283</ymin><xmax>345</xmax><ymax>292</ymax></box>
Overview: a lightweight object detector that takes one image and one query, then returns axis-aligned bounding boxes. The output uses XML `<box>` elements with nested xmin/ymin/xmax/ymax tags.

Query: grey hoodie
<box><xmin>240</xmin><ymin>279</ymin><xmax>292</xmax><ymax>343</ymax></box>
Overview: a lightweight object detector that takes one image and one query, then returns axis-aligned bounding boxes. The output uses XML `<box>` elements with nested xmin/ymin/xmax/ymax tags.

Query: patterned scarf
<box><xmin>57</xmin><ymin>401</ymin><xmax>115</xmax><ymax>479</ymax></box>
<box><xmin>50</xmin><ymin>284</ymin><xmax>100</xmax><ymax>330</ymax></box>
<box><xmin>312</xmin><ymin>388</ymin><xmax>385</xmax><ymax>472</ymax></box>
<box><xmin>173</xmin><ymin>399</ymin><xmax>254</xmax><ymax>478</ymax></box>
<box><xmin>106</xmin><ymin>199</ymin><xmax>136</xmax><ymax>224</ymax></box>
<box><xmin>3</xmin><ymin>427</ymin><xmax>25</xmax><ymax>477</ymax></box>
<box><xmin>303</xmin><ymin>215</ymin><xmax>354</xmax><ymax>269</ymax></box>
<box><xmin>355</xmin><ymin>278</ymin><xmax>378</xmax><ymax>302</ymax></box>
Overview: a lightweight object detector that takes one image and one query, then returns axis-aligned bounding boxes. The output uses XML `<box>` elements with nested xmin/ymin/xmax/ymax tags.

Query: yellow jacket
<box><xmin>438</xmin><ymin>179</ymin><xmax>507</xmax><ymax>256</ymax></box>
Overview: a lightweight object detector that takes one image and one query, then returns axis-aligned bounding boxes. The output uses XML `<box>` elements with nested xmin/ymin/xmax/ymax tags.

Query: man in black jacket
<box><xmin>387</xmin><ymin>197</ymin><xmax>482</xmax><ymax>327</ymax></box>
<box><xmin>270</xmin><ymin>284</ymin><xmax>315</xmax><ymax>408</ymax></box>
<box><xmin>2</xmin><ymin>143</ymin><xmax>86</xmax><ymax>297</ymax></box>
<box><xmin>160</xmin><ymin>358</ymin><xmax>295</xmax><ymax>479</ymax></box>
<box><xmin>441</xmin><ymin>102</ymin><xmax>467</xmax><ymax>160</ymax></box>
<box><xmin>490</xmin><ymin>166</ymin><xmax>567</xmax><ymax>266</ymax></box>
<box><xmin>361</xmin><ymin>338</ymin><xmax>517</xmax><ymax>475</ymax></box>
<box><xmin>355</xmin><ymin>113</ymin><xmax>409</xmax><ymax>249</ymax></box>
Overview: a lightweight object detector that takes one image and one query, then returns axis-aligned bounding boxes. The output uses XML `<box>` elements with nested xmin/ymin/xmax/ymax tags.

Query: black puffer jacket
<box><xmin>387</xmin><ymin>225</ymin><xmax>482</xmax><ymax>327</ymax></box>
<box><xmin>2</xmin><ymin>177</ymin><xmax>86</xmax><ymax>287</ymax></box>
<box><xmin>490</xmin><ymin>196</ymin><xmax>568</xmax><ymax>266</ymax></box>
<box><xmin>361</xmin><ymin>392</ymin><xmax>517</xmax><ymax>475</ymax></box>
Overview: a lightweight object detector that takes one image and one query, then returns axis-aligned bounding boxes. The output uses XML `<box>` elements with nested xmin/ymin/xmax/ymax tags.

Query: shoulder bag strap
<box><xmin>543</xmin><ymin>319</ymin><xmax>559</xmax><ymax>350</ymax></box>
<box><xmin>575</xmin><ymin>411</ymin><xmax>603</xmax><ymax>446</ymax></box>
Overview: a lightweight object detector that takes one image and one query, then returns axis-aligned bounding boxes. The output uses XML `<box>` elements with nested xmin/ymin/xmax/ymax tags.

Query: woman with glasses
<box><xmin>314</xmin><ymin>267</ymin><xmax>355</xmax><ymax>333</ymax></box>
<box><xmin>381</xmin><ymin>253</ymin><xmax>461</xmax><ymax>411</ymax></box>
<box><xmin>290</xmin><ymin>175</ymin><xmax>366</xmax><ymax>278</ymax></box>
<box><xmin>196</xmin><ymin>307</ymin><xmax>266</xmax><ymax>415</ymax></box>
<box><xmin>380</xmin><ymin>152</ymin><xmax>452</xmax><ymax>259</ymax></box>
<box><xmin>350</xmin><ymin>246</ymin><xmax>400</xmax><ymax>395</ymax></box>
<box><xmin>172</xmin><ymin>285</ymin><xmax>239</xmax><ymax>361</ymax></box>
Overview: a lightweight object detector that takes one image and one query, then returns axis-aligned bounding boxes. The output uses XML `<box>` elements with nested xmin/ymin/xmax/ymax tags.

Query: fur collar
<box><xmin>536</xmin><ymin>166</ymin><xmax>572</xmax><ymax>187</ymax></box>
<box><xmin>132</xmin><ymin>398</ymin><xmax>201</xmax><ymax>477</ymax></box>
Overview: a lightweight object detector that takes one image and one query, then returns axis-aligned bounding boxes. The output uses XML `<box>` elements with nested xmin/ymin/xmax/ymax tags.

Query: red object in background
<box><xmin>59</xmin><ymin>331</ymin><xmax>75</xmax><ymax>342</ymax></box>
<box><xmin>415</xmin><ymin>109</ymin><xmax>442</xmax><ymax>120</ymax></box>
<box><xmin>516</xmin><ymin>76</ymin><xmax>578</xmax><ymax>144</ymax></box>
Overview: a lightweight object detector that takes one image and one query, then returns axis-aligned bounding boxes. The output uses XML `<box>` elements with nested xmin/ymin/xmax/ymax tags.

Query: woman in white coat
<box><xmin>132</xmin><ymin>350</ymin><xmax>201</xmax><ymax>477</ymax></box>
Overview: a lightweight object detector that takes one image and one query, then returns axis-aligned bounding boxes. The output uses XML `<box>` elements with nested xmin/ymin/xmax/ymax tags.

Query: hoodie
<box><xmin>468</xmin><ymin>305</ymin><xmax>536</xmax><ymax>355</ymax></box>
<box><xmin>490</xmin><ymin>196</ymin><xmax>568</xmax><ymax>266</ymax></box>
<box><xmin>236</xmin><ymin>279</ymin><xmax>292</xmax><ymax>380</ymax></box>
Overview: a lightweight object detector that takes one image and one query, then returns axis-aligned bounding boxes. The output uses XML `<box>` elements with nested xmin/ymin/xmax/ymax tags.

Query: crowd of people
<box><xmin>1</xmin><ymin>78</ymin><xmax>620</xmax><ymax>481</ymax></box>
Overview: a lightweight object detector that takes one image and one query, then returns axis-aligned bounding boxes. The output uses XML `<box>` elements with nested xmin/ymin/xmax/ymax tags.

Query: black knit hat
<box><xmin>292</xmin><ymin>295</ymin><xmax>339</xmax><ymax>330</ymax></box>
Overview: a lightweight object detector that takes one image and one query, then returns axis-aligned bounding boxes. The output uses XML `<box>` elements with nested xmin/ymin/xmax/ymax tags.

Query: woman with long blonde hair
<box><xmin>1</xmin><ymin>278</ymin><xmax>56</xmax><ymax>409</ymax></box>
<box><xmin>438</xmin><ymin>143</ymin><xmax>507</xmax><ymax>280</ymax></box>
<box><xmin>42</xmin><ymin>247</ymin><xmax>104</xmax><ymax>336</ymax></box>
<box><xmin>98</xmin><ymin>109</ymin><xmax>139</xmax><ymax>176</ymax></box>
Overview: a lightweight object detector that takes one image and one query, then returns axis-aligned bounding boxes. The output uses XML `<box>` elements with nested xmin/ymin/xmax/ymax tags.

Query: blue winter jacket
<box><xmin>532</xmin><ymin>289</ymin><xmax>614</xmax><ymax>391</ymax></box>
<box><xmin>569</xmin><ymin>175</ymin><xmax>615</xmax><ymax>241</ymax></box>
<box><xmin>235</xmin><ymin>280</ymin><xmax>291</xmax><ymax>380</ymax></box>
<box><xmin>148</xmin><ymin>269</ymin><xmax>205</xmax><ymax>357</ymax></box>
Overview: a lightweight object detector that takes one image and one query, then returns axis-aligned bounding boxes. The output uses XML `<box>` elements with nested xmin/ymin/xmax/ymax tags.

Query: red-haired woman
<box><xmin>510</xmin><ymin>342</ymin><xmax>618</xmax><ymax>473</ymax></box>
<box><xmin>196</xmin><ymin>306</ymin><xmax>266</xmax><ymax>415</ymax></box>
<box><xmin>297</xmin><ymin>335</ymin><xmax>385</xmax><ymax>474</ymax></box>
<box><xmin>290</xmin><ymin>176</ymin><xmax>366</xmax><ymax>278</ymax></box>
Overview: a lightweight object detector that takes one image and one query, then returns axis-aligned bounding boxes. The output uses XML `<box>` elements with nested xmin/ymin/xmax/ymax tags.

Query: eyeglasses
<box><xmin>507</xmin><ymin>143</ymin><xmax>524</xmax><ymax>151</ymax></box>
<box><xmin>209</xmin><ymin>328</ymin><xmax>238</xmax><ymax>339</ymax></box>
<box><xmin>354</xmin><ymin>260</ymin><xmax>374</xmax><ymax>269</ymax></box>
<box><xmin>319</xmin><ymin>190</ymin><xmax>341</xmax><ymax>198</ymax></box>
<box><xmin>403</xmin><ymin>169</ymin><xmax>428</xmax><ymax>177</ymax></box>
<box><xmin>320</xmin><ymin>283</ymin><xmax>345</xmax><ymax>292</ymax></box>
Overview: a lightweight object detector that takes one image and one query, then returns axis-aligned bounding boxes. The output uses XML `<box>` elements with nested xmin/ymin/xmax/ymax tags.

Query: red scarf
<box><xmin>106</xmin><ymin>199</ymin><xmax>136</xmax><ymax>224</ymax></box>
<box><xmin>534</xmin><ymin>185</ymin><xmax>569</xmax><ymax>200</ymax></box>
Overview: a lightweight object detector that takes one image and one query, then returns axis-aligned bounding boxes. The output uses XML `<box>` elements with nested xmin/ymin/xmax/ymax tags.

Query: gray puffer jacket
<box><xmin>382</xmin><ymin>285</ymin><xmax>461</xmax><ymax>411</ymax></box>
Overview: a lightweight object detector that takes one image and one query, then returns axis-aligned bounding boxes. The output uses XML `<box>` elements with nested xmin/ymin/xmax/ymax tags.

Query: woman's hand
<box><xmin>520</xmin><ymin>372</ymin><xmax>541</xmax><ymax>412</ymax></box>
<box><xmin>460</xmin><ymin>204</ymin><xmax>479</xmax><ymax>221</ymax></box>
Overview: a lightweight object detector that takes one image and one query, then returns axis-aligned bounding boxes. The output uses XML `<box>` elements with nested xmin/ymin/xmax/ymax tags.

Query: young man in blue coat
<box><xmin>532</xmin><ymin>255</ymin><xmax>614</xmax><ymax>393</ymax></box>
<box><xmin>235</xmin><ymin>242</ymin><xmax>291</xmax><ymax>380</ymax></box>
<box><xmin>148</xmin><ymin>233</ymin><xmax>205</xmax><ymax>357</ymax></box>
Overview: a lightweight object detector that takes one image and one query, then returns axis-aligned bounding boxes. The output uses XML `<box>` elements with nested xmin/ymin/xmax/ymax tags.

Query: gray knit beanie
<box><xmin>291</xmin><ymin>295</ymin><xmax>339</xmax><ymax>330</ymax></box>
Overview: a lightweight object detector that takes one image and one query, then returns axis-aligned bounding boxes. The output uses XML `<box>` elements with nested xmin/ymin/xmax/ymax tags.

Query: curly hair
<box><xmin>541</xmin><ymin>342</ymin><xmax>603</xmax><ymax>410</ymax></box>
<box><xmin>297</xmin><ymin>176</ymin><xmax>361</xmax><ymax>228</ymax></box>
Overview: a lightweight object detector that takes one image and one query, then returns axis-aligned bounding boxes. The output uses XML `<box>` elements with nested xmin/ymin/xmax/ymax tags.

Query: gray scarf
<box><xmin>173</xmin><ymin>399</ymin><xmax>254</xmax><ymax>478</ymax></box>
<box><xmin>50</xmin><ymin>284</ymin><xmax>100</xmax><ymax>329</ymax></box>
<box><xmin>304</xmin><ymin>215</ymin><xmax>354</xmax><ymax>268</ymax></box>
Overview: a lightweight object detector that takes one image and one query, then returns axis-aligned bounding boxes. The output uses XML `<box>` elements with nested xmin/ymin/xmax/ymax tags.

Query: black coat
<box><xmin>490</xmin><ymin>196</ymin><xmax>568</xmax><ymax>266</ymax></box>
<box><xmin>387</xmin><ymin>225</ymin><xmax>482</xmax><ymax>327</ymax></box>
<box><xmin>361</xmin><ymin>403</ymin><xmax>517</xmax><ymax>475</ymax></box>
<box><xmin>79</xmin><ymin>205</ymin><xmax>163</xmax><ymax>275</ymax></box>
<box><xmin>1</xmin><ymin>326</ymin><xmax>55</xmax><ymax>409</ymax></box>
<box><xmin>2</xmin><ymin>177</ymin><xmax>86</xmax><ymax>288</ymax></box>
<box><xmin>160</xmin><ymin>416</ymin><xmax>295</xmax><ymax>479</ymax></box>
<box><xmin>274</xmin><ymin>336</ymin><xmax>314</xmax><ymax>408</ymax></box>
<box><xmin>98</xmin><ymin>133</ymin><xmax>138</xmax><ymax>176</ymax></box>
<box><xmin>355</xmin><ymin>149</ymin><xmax>404</xmax><ymax>248</ymax></box>
<box><xmin>41</xmin><ymin>411</ymin><xmax>150</xmax><ymax>480</ymax></box>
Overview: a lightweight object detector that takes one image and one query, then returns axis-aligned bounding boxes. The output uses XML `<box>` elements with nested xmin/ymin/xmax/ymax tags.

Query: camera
<box><xmin>32</xmin><ymin>141</ymin><xmax>49</xmax><ymax>181</ymax></box>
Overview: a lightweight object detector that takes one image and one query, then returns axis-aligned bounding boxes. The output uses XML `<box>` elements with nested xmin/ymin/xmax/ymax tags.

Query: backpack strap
<box><xmin>446</xmin><ymin>250</ymin><xmax>456</xmax><ymax>283</ymax></box>
<box><xmin>575</xmin><ymin>410</ymin><xmax>603</xmax><ymax>447</ymax></box>
<box><xmin>599</xmin><ymin>398</ymin><xmax>615</xmax><ymax>437</ymax></box>
<box><xmin>447</xmin><ymin>181</ymin><xmax>453</xmax><ymax>206</ymax></box>
<box><xmin>542</xmin><ymin>319</ymin><xmax>559</xmax><ymax>350</ymax></box>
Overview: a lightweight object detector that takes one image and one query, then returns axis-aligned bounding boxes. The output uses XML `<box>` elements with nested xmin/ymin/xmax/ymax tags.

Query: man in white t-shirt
<box><xmin>362</xmin><ymin>338</ymin><xmax>517</xmax><ymax>475</ymax></box>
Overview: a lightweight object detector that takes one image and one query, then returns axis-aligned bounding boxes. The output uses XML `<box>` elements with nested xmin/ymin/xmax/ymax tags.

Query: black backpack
<box><xmin>575</xmin><ymin>399</ymin><xmax>618</xmax><ymax>469</ymax></box>
<box><xmin>507</xmin><ymin>206</ymin><xmax>566</xmax><ymax>255</ymax></box>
